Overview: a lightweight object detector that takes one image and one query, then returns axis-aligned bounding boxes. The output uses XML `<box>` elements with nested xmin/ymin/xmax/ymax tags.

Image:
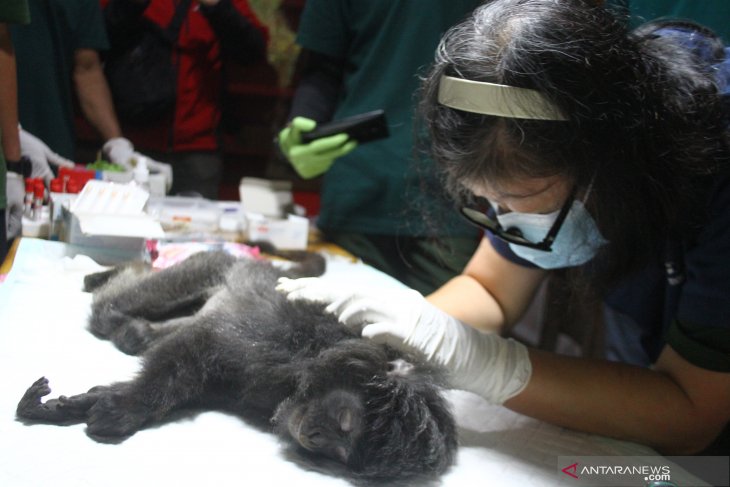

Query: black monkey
<box><xmin>16</xmin><ymin>251</ymin><xmax>457</xmax><ymax>485</ymax></box>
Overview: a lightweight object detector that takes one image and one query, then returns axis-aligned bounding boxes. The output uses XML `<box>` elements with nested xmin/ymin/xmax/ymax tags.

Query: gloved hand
<box><xmin>5</xmin><ymin>172</ymin><xmax>25</xmax><ymax>239</ymax></box>
<box><xmin>102</xmin><ymin>137</ymin><xmax>134</xmax><ymax>169</ymax></box>
<box><xmin>102</xmin><ymin>137</ymin><xmax>173</xmax><ymax>192</ymax></box>
<box><xmin>19</xmin><ymin>127</ymin><xmax>75</xmax><ymax>184</ymax></box>
<box><xmin>276</xmin><ymin>277</ymin><xmax>532</xmax><ymax>404</ymax></box>
<box><xmin>277</xmin><ymin>117</ymin><xmax>357</xmax><ymax>179</ymax></box>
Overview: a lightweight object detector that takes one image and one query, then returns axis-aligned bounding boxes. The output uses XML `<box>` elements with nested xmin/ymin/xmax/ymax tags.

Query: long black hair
<box><xmin>418</xmin><ymin>0</ymin><xmax>730</xmax><ymax>289</ymax></box>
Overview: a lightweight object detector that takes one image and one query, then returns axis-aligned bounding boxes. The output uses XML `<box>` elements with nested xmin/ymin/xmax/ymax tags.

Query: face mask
<box><xmin>495</xmin><ymin>199</ymin><xmax>608</xmax><ymax>269</ymax></box>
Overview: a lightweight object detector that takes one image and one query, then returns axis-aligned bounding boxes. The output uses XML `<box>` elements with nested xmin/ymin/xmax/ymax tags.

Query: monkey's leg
<box><xmin>92</xmin><ymin>314</ymin><xmax>200</xmax><ymax>356</ymax></box>
<box><xmin>82</xmin><ymin>262</ymin><xmax>148</xmax><ymax>292</ymax></box>
<box><xmin>78</xmin><ymin>325</ymin><xmax>225</xmax><ymax>440</ymax></box>
<box><xmin>89</xmin><ymin>251</ymin><xmax>236</xmax><ymax>354</ymax></box>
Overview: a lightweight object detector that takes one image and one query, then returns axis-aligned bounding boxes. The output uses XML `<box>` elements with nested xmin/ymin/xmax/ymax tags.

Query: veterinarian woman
<box><xmin>279</xmin><ymin>0</ymin><xmax>730</xmax><ymax>455</ymax></box>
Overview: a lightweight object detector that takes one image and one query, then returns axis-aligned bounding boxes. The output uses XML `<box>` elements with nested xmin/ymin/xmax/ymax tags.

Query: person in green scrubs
<box><xmin>278</xmin><ymin>0</ymin><xmax>482</xmax><ymax>295</ymax></box>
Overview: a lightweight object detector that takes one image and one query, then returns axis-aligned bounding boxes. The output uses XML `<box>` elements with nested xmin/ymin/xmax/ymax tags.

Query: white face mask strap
<box><xmin>438</xmin><ymin>75</ymin><xmax>568</xmax><ymax>121</ymax></box>
<box><xmin>581</xmin><ymin>172</ymin><xmax>598</xmax><ymax>204</ymax></box>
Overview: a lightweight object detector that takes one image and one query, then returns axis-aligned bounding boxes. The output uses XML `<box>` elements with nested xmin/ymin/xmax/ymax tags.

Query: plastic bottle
<box><xmin>48</xmin><ymin>179</ymin><xmax>64</xmax><ymax>241</ymax></box>
<box><xmin>32</xmin><ymin>180</ymin><xmax>45</xmax><ymax>221</ymax></box>
<box><xmin>133</xmin><ymin>156</ymin><xmax>151</xmax><ymax>192</ymax></box>
<box><xmin>23</xmin><ymin>179</ymin><xmax>34</xmax><ymax>218</ymax></box>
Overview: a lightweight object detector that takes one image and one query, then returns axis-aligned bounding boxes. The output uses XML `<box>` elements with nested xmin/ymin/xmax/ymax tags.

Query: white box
<box><xmin>239</xmin><ymin>177</ymin><xmax>293</xmax><ymax>218</ymax></box>
<box><xmin>59</xmin><ymin>180</ymin><xmax>165</xmax><ymax>264</ymax></box>
<box><xmin>101</xmin><ymin>170</ymin><xmax>166</xmax><ymax>197</ymax></box>
<box><xmin>147</xmin><ymin>196</ymin><xmax>222</xmax><ymax>233</ymax></box>
<box><xmin>60</xmin><ymin>205</ymin><xmax>165</xmax><ymax>264</ymax></box>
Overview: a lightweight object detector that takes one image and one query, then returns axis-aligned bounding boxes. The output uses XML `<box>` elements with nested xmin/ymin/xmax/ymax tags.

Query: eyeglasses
<box><xmin>459</xmin><ymin>186</ymin><xmax>577</xmax><ymax>251</ymax></box>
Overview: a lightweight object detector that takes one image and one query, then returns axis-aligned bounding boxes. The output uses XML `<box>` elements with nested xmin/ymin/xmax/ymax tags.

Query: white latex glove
<box><xmin>102</xmin><ymin>137</ymin><xmax>134</xmax><ymax>169</ymax></box>
<box><xmin>276</xmin><ymin>277</ymin><xmax>532</xmax><ymax>404</ymax></box>
<box><xmin>102</xmin><ymin>138</ymin><xmax>173</xmax><ymax>191</ymax></box>
<box><xmin>19</xmin><ymin>127</ymin><xmax>75</xmax><ymax>184</ymax></box>
<box><xmin>5</xmin><ymin>172</ymin><xmax>24</xmax><ymax>239</ymax></box>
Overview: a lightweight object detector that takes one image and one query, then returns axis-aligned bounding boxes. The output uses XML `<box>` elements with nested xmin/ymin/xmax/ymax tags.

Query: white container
<box><xmin>21</xmin><ymin>207</ymin><xmax>50</xmax><ymax>238</ymax></box>
<box><xmin>246</xmin><ymin>212</ymin><xmax>309</xmax><ymax>250</ymax></box>
<box><xmin>239</xmin><ymin>177</ymin><xmax>293</xmax><ymax>218</ymax></box>
<box><xmin>60</xmin><ymin>180</ymin><xmax>165</xmax><ymax>264</ymax></box>
<box><xmin>60</xmin><ymin>204</ymin><xmax>164</xmax><ymax>264</ymax></box>
<box><xmin>147</xmin><ymin>196</ymin><xmax>222</xmax><ymax>233</ymax></box>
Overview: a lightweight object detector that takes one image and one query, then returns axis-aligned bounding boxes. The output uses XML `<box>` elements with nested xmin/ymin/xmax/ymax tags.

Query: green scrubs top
<box><xmin>297</xmin><ymin>0</ymin><xmax>482</xmax><ymax>237</ymax></box>
<box><xmin>0</xmin><ymin>0</ymin><xmax>30</xmax><ymax>23</ymax></box>
<box><xmin>0</xmin><ymin>0</ymin><xmax>30</xmax><ymax>209</ymax></box>
<box><xmin>10</xmin><ymin>0</ymin><xmax>108</xmax><ymax>161</ymax></box>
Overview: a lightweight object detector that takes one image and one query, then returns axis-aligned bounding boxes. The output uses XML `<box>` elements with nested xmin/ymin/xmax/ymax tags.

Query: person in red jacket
<box><xmin>101</xmin><ymin>0</ymin><xmax>267</xmax><ymax>199</ymax></box>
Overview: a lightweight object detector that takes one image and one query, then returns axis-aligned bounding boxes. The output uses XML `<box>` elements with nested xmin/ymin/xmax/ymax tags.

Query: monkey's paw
<box><xmin>85</xmin><ymin>392</ymin><xmax>149</xmax><ymax>441</ymax></box>
<box><xmin>16</xmin><ymin>377</ymin><xmax>89</xmax><ymax>423</ymax></box>
<box><xmin>16</xmin><ymin>377</ymin><xmax>53</xmax><ymax>419</ymax></box>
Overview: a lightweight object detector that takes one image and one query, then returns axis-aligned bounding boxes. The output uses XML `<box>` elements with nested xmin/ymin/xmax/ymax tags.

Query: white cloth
<box><xmin>1</xmin><ymin>240</ymin><xmax>678</xmax><ymax>487</ymax></box>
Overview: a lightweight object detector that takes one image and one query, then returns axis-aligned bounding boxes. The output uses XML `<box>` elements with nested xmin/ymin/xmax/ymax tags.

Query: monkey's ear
<box><xmin>387</xmin><ymin>359</ymin><xmax>414</xmax><ymax>377</ymax></box>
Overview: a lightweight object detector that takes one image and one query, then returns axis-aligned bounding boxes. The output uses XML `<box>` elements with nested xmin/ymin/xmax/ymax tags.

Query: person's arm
<box><xmin>278</xmin><ymin>235</ymin><xmax>730</xmax><ymax>453</ymax></box>
<box><xmin>428</xmin><ymin>237</ymin><xmax>547</xmax><ymax>332</ymax></box>
<box><xmin>507</xmin><ymin>345</ymin><xmax>730</xmax><ymax>454</ymax></box>
<box><xmin>0</xmin><ymin>24</ymin><xmax>21</xmax><ymax>161</ymax></box>
<box><xmin>441</xmin><ymin>239</ymin><xmax>730</xmax><ymax>453</ymax></box>
<box><xmin>276</xmin><ymin>49</ymin><xmax>352</xmax><ymax>179</ymax></box>
<box><xmin>288</xmin><ymin>49</ymin><xmax>343</xmax><ymax>123</ymax></box>
<box><xmin>198</xmin><ymin>0</ymin><xmax>267</xmax><ymax>65</ymax></box>
<box><xmin>73</xmin><ymin>48</ymin><xmax>122</xmax><ymax>141</ymax></box>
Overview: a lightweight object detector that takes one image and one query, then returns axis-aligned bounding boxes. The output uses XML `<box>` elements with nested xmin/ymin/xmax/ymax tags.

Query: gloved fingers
<box><xmin>276</xmin><ymin>277</ymin><xmax>342</xmax><ymax>303</ymax></box>
<box><xmin>277</xmin><ymin>126</ymin><xmax>294</xmax><ymax>154</ymax></box>
<box><xmin>290</xmin><ymin>156</ymin><xmax>336</xmax><ymax>179</ymax></box>
<box><xmin>103</xmin><ymin>137</ymin><xmax>135</xmax><ymax>169</ymax></box>
<box><xmin>19</xmin><ymin>128</ymin><xmax>68</xmax><ymax>181</ymax></box>
<box><xmin>290</xmin><ymin>116</ymin><xmax>317</xmax><ymax>133</ymax></box>
<box><xmin>278</xmin><ymin>117</ymin><xmax>316</xmax><ymax>156</ymax></box>
<box><xmin>30</xmin><ymin>164</ymin><xmax>55</xmax><ymax>185</ymax></box>
<box><xmin>275</xmin><ymin>276</ymin><xmax>317</xmax><ymax>295</ymax></box>
<box><xmin>103</xmin><ymin>137</ymin><xmax>133</xmax><ymax>152</ymax></box>
<box><xmin>332</xmin><ymin>295</ymin><xmax>389</xmax><ymax>328</ymax></box>
<box><xmin>302</xmin><ymin>133</ymin><xmax>350</xmax><ymax>154</ymax></box>
<box><xmin>361</xmin><ymin>322</ymin><xmax>410</xmax><ymax>347</ymax></box>
<box><xmin>44</xmin><ymin>150</ymin><xmax>75</xmax><ymax>169</ymax></box>
<box><xmin>336</xmin><ymin>140</ymin><xmax>358</xmax><ymax>157</ymax></box>
<box><xmin>287</xmin><ymin>134</ymin><xmax>353</xmax><ymax>179</ymax></box>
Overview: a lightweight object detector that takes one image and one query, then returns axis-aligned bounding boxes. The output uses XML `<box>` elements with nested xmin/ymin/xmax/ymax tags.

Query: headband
<box><xmin>437</xmin><ymin>75</ymin><xmax>568</xmax><ymax>121</ymax></box>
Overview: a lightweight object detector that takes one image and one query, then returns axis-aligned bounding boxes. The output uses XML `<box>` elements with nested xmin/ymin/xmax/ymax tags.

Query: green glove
<box><xmin>278</xmin><ymin>117</ymin><xmax>357</xmax><ymax>179</ymax></box>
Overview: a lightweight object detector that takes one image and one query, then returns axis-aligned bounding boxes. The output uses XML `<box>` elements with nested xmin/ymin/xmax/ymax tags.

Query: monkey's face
<box><xmin>272</xmin><ymin>340</ymin><xmax>457</xmax><ymax>482</ymax></box>
<box><xmin>280</xmin><ymin>389</ymin><xmax>364</xmax><ymax>464</ymax></box>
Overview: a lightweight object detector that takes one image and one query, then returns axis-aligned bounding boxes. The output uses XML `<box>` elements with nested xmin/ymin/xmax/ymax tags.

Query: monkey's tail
<box><xmin>247</xmin><ymin>240</ymin><xmax>326</xmax><ymax>278</ymax></box>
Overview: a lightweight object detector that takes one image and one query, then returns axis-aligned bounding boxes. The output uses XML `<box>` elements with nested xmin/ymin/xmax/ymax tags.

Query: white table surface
<box><xmin>0</xmin><ymin>239</ymin><xmax>705</xmax><ymax>486</ymax></box>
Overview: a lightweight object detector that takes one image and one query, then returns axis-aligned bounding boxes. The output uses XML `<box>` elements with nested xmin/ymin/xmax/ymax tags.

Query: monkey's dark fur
<box><xmin>16</xmin><ymin>251</ymin><xmax>457</xmax><ymax>485</ymax></box>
